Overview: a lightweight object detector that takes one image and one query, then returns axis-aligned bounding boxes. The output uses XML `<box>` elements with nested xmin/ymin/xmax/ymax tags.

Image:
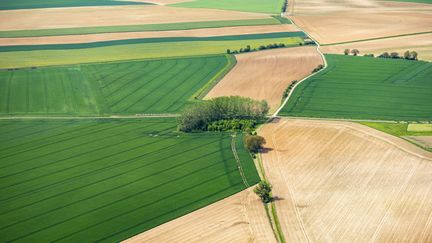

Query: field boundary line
<box><xmin>231</xmin><ymin>133</ymin><xmax>250</xmax><ymax>188</ymax></box>
<box><xmin>0</xmin><ymin>114</ymin><xmax>179</xmax><ymax>120</ymax></box>
<box><xmin>321</xmin><ymin>31</ymin><xmax>432</xmax><ymax>46</ymax></box>
<box><xmin>272</xmin><ymin>16</ymin><xmax>327</xmax><ymax>117</ymax></box>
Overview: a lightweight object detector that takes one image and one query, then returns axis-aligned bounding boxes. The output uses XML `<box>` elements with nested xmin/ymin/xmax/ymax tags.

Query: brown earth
<box><xmin>404</xmin><ymin>136</ymin><xmax>432</xmax><ymax>149</ymax></box>
<box><xmin>206</xmin><ymin>46</ymin><xmax>323</xmax><ymax>112</ymax></box>
<box><xmin>320</xmin><ymin>33</ymin><xmax>432</xmax><ymax>61</ymax></box>
<box><xmin>0</xmin><ymin>5</ymin><xmax>270</xmax><ymax>31</ymax></box>
<box><xmin>123</xmin><ymin>188</ymin><xmax>276</xmax><ymax>243</ymax></box>
<box><xmin>287</xmin><ymin>0</ymin><xmax>432</xmax><ymax>44</ymax></box>
<box><xmin>0</xmin><ymin>25</ymin><xmax>300</xmax><ymax>46</ymax></box>
<box><xmin>259</xmin><ymin>118</ymin><xmax>432</xmax><ymax>242</ymax></box>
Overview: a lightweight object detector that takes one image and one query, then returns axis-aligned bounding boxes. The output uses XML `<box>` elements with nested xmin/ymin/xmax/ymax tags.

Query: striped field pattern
<box><xmin>0</xmin><ymin>55</ymin><xmax>232</xmax><ymax>116</ymax></box>
<box><xmin>280</xmin><ymin>55</ymin><xmax>432</xmax><ymax>121</ymax></box>
<box><xmin>0</xmin><ymin>118</ymin><xmax>260</xmax><ymax>242</ymax></box>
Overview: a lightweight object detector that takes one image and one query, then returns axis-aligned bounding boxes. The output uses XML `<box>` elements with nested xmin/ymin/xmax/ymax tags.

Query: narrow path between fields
<box><xmin>231</xmin><ymin>133</ymin><xmax>250</xmax><ymax>188</ymax></box>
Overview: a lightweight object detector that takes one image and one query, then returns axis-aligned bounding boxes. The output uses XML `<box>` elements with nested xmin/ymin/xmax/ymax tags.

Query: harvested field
<box><xmin>0</xmin><ymin>118</ymin><xmax>260</xmax><ymax>242</ymax></box>
<box><xmin>206</xmin><ymin>46</ymin><xmax>322</xmax><ymax>112</ymax></box>
<box><xmin>404</xmin><ymin>136</ymin><xmax>432</xmax><ymax>148</ymax></box>
<box><xmin>280</xmin><ymin>54</ymin><xmax>432</xmax><ymax>121</ymax></box>
<box><xmin>288</xmin><ymin>0</ymin><xmax>432</xmax><ymax>44</ymax></box>
<box><xmin>172</xmin><ymin>0</ymin><xmax>285</xmax><ymax>14</ymax></box>
<box><xmin>0</xmin><ymin>5</ymin><xmax>270</xmax><ymax>31</ymax></box>
<box><xmin>321</xmin><ymin>33</ymin><xmax>432</xmax><ymax>61</ymax></box>
<box><xmin>124</xmin><ymin>188</ymin><xmax>276</xmax><ymax>243</ymax></box>
<box><xmin>0</xmin><ymin>25</ymin><xmax>300</xmax><ymax>46</ymax></box>
<box><xmin>259</xmin><ymin>118</ymin><xmax>432</xmax><ymax>242</ymax></box>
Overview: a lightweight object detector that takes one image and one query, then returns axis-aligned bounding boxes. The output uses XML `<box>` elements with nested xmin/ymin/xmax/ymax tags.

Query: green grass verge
<box><xmin>0</xmin><ymin>55</ymin><xmax>232</xmax><ymax>116</ymax></box>
<box><xmin>0</xmin><ymin>18</ymin><xmax>281</xmax><ymax>38</ymax></box>
<box><xmin>360</xmin><ymin>122</ymin><xmax>432</xmax><ymax>137</ymax></box>
<box><xmin>0</xmin><ymin>118</ymin><xmax>260</xmax><ymax>242</ymax></box>
<box><xmin>408</xmin><ymin>124</ymin><xmax>432</xmax><ymax>132</ymax></box>
<box><xmin>0</xmin><ymin>0</ymin><xmax>150</xmax><ymax>10</ymax></box>
<box><xmin>280</xmin><ymin>55</ymin><xmax>432</xmax><ymax>121</ymax></box>
<box><xmin>0</xmin><ymin>36</ymin><xmax>305</xmax><ymax>69</ymax></box>
<box><xmin>171</xmin><ymin>0</ymin><xmax>285</xmax><ymax>14</ymax></box>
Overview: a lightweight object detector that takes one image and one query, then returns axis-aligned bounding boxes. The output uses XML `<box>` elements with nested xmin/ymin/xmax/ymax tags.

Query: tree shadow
<box><xmin>260</xmin><ymin>147</ymin><xmax>273</xmax><ymax>153</ymax></box>
<box><xmin>272</xmin><ymin>196</ymin><xmax>284</xmax><ymax>202</ymax></box>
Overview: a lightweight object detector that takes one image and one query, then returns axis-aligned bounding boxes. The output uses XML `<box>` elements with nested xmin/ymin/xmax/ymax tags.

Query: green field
<box><xmin>0</xmin><ymin>18</ymin><xmax>283</xmax><ymax>38</ymax></box>
<box><xmin>0</xmin><ymin>118</ymin><xmax>259</xmax><ymax>242</ymax></box>
<box><xmin>0</xmin><ymin>34</ymin><xmax>305</xmax><ymax>68</ymax></box>
<box><xmin>408</xmin><ymin>124</ymin><xmax>432</xmax><ymax>132</ymax></box>
<box><xmin>0</xmin><ymin>0</ymin><xmax>150</xmax><ymax>10</ymax></box>
<box><xmin>172</xmin><ymin>0</ymin><xmax>285</xmax><ymax>14</ymax></box>
<box><xmin>0</xmin><ymin>55</ymin><xmax>233</xmax><ymax>116</ymax></box>
<box><xmin>280</xmin><ymin>55</ymin><xmax>432</xmax><ymax>121</ymax></box>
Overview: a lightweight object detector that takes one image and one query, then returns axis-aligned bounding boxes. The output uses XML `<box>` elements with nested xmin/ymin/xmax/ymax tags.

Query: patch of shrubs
<box><xmin>244</xmin><ymin>134</ymin><xmax>266</xmax><ymax>154</ymax></box>
<box><xmin>282</xmin><ymin>80</ymin><xmax>298</xmax><ymax>99</ymax></box>
<box><xmin>227</xmin><ymin>43</ymin><xmax>291</xmax><ymax>55</ymax></box>
<box><xmin>281</xmin><ymin>0</ymin><xmax>288</xmax><ymax>13</ymax></box>
<box><xmin>207</xmin><ymin>119</ymin><xmax>256</xmax><ymax>132</ymax></box>
<box><xmin>178</xmin><ymin>96</ymin><xmax>269</xmax><ymax>132</ymax></box>
<box><xmin>312</xmin><ymin>64</ymin><xmax>324</xmax><ymax>73</ymax></box>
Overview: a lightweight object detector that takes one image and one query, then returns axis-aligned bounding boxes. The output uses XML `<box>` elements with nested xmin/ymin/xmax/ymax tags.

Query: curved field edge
<box><xmin>0</xmin><ymin>55</ymin><xmax>233</xmax><ymax>116</ymax></box>
<box><xmin>0</xmin><ymin>118</ymin><xmax>259</xmax><ymax>242</ymax></box>
<box><xmin>0</xmin><ymin>18</ymin><xmax>284</xmax><ymax>38</ymax></box>
<box><xmin>258</xmin><ymin>118</ymin><xmax>432</xmax><ymax>242</ymax></box>
<box><xmin>279</xmin><ymin>54</ymin><xmax>432</xmax><ymax>121</ymax></box>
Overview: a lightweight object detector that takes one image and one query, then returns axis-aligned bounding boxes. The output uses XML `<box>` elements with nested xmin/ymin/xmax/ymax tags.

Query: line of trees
<box><xmin>312</xmin><ymin>64</ymin><xmax>324</xmax><ymax>73</ymax></box>
<box><xmin>343</xmin><ymin>49</ymin><xmax>419</xmax><ymax>60</ymax></box>
<box><xmin>282</xmin><ymin>80</ymin><xmax>298</xmax><ymax>99</ymax></box>
<box><xmin>178</xmin><ymin>96</ymin><xmax>269</xmax><ymax>132</ymax></box>
<box><xmin>227</xmin><ymin>43</ymin><xmax>288</xmax><ymax>55</ymax></box>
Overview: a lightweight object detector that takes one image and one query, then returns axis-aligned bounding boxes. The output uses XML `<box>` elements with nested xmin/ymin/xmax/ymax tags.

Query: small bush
<box><xmin>244</xmin><ymin>135</ymin><xmax>266</xmax><ymax>153</ymax></box>
<box><xmin>312</xmin><ymin>64</ymin><xmax>324</xmax><ymax>73</ymax></box>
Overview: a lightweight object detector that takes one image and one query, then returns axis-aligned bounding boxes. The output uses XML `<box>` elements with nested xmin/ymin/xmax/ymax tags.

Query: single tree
<box><xmin>254</xmin><ymin>180</ymin><xmax>273</xmax><ymax>203</ymax></box>
<box><xmin>403</xmin><ymin>50</ymin><xmax>410</xmax><ymax>60</ymax></box>
<box><xmin>390</xmin><ymin>52</ymin><xmax>399</xmax><ymax>59</ymax></box>
<box><xmin>379</xmin><ymin>52</ymin><xmax>390</xmax><ymax>58</ymax></box>
<box><xmin>351</xmin><ymin>49</ymin><xmax>360</xmax><ymax>56</ymax></box>
<box><xmin>344</xmin><ymin>49</ymin><xmax>350</xmax><ymax>55</ymax></box>
<box><xmin>226</xmin><ymin>49</ymin><xmax>231</xmax><ymax>54</ymax></box>
<box><xmin>410</xmin><ymin>51</ymin><xmax>418</xmax><ymax>60</ymax></box>
<box><xmin>244</xmin><ymin>135</ymin><xmax>266</xmax><ymax>153</ymax></box>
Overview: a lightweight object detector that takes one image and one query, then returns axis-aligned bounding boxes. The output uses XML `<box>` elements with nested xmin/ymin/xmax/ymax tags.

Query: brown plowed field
<box><xmin>405</xmin><ymin>136</ymin><xmax>432</xmax><ymax>149</ymax></box>
<box><xmin>321</xmin><ymin>33</ymin><xmax>432</xmax><ymax>61</ymax></box>
<box><xmin>288</xmin><ymin>0</ymin><xmax>432</xmax><ymax>44</ymax></box>
<box><xmin>0</xmin><ymin>25</ymin><xmax>300</xmax><ymax>46</ymax></box>
<box><xmin>206</xmin><ymin>46</ymin><xmax>323</xmax><ymax>112</ymax></box>
<box><xmin>0</xmin><ymin>6</ymin><xmax>269</xmax><ymax>31</ymax></box>
<box><xmin>259</xmin><ymin>118</ymin><xmax>432</xmax><ymax>242</ymax></box>
<box><xmin>123</xmin><ymin>189</ymin><xmax>276</xmax><ymax>243</ymax></box>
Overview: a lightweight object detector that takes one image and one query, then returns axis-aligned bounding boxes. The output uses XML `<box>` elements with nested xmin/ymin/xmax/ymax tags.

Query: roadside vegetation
<box><xmin>254</xmin><ymin>180</ymin><xmax>273</xmax><ymax>203</ymax></box>
<box><xmin>178</xmin><ymin>96</ymin><xmax>269</xmax><ymax>132</ymax></box>
<box><xmin>344</xmin><ymin>48</ymin><xmax>419</xmax><ymax>60</ymax></box>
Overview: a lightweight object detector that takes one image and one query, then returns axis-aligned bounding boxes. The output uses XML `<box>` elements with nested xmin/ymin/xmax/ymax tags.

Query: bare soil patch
<box><xmin>405</xmin><ymin>136</ymin><xmax>432</xmax><ymax>148</ymax></box>
<box><xmin>123</xmin><ymin>189</ymin><xmax>276</xmax><ymax>243</ymax></box>
<box><xmin>206</xmin><ymin>46</ymin><xmax>322</xmax><ymax>112</ymax></box>
<box><xmin>321</xmin><ymin>33</ymin><xmax>432</xmax><ymax>61</ymax></box>
<box><xmin>288</xmin><ymin>0</ymin><xmax>432</xmax><ymax>44</ymax></box>
<box><xmin>0</xmin><ymin>5</ymin><xmax>269</xmax><ymax>31</ymax></box>
<box><xmin>259</xmin><ymin>118</ymin><xmax>432</xmax><ymax>242</ymax></box>
<box><xmin>0</xmin><ymin>25</ymin><xmax>299</xmax><ymax>46</ymax></box>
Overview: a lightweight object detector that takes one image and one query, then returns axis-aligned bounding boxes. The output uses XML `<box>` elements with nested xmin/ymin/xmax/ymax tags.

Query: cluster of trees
<box><xmin>227</xmin><ymin>43</ymin><xmax>289</xmax><ymax>55</ymax></box>
<box><xmin>282</xmin><ymin>80</ymin><xmax>298</xmax><ymax>99</ymax></box>
<box><xmin>312</xmin><ymin>64</ymin><xmax>324</xmax><ymax>73</ymax></box>
<box><xmin>207</xmin><ymin>119</ymin><xmax>256</xmax><ymax>132</ymax></box>
<box><xmin>378</xmin><ymin>50</ymin><xmax>418</xmax><ymax>60</ymax></box>
<box><xmin>178</xmin><ymin>96</ymin><xmax>269</xmax><ymax>132</ymax></box>
<box><xmin>344</xmin><ymin>49</ymin><xmax>360</xmax><ymax>56</ymax></box>
<box><xmin>344</xmin><ymin>49</ymin><xmax>419</xmax><ymax>60</ymax></box>
<box><xmin>254</xmin><ymin>180</ymin><xmax>273</xmax><ymax>203</ymax></box>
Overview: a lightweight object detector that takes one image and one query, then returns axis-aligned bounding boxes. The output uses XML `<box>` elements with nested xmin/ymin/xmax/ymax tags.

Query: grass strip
<box><xmin>0</xmin><ymin>19</ymin><xmax>281</xmax><ymax>38</ymax></box>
